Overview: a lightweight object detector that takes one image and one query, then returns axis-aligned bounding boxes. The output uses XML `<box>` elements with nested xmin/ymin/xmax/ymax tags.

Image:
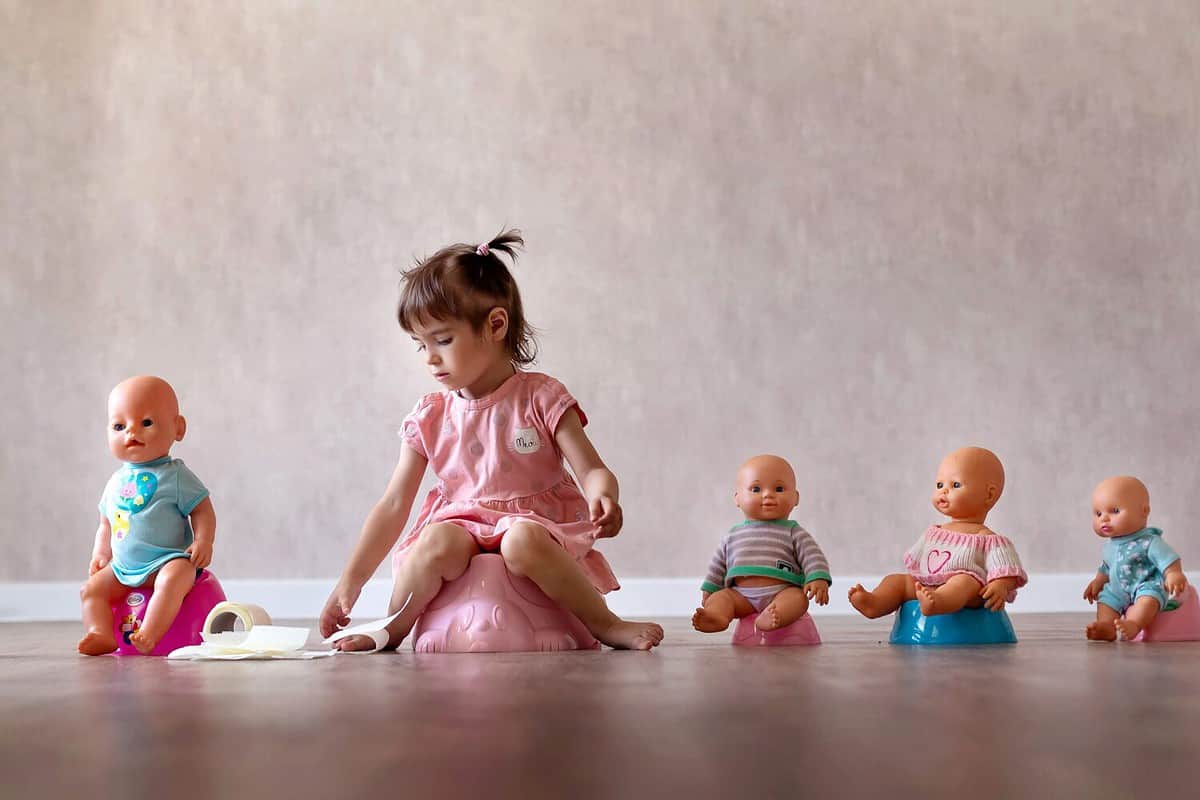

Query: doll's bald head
<box><xmin>735</xmin><ymin>454</ymin><xmax>799</xmax><ymax>521</ymax></box>
<box><xmin>107</xmin><ymin>376</ymin><xmax>186</xmax><ymax>463</ymax></box>
<box><xmin>931</xmin><ymin>447</ymin><xmax>1005</xmax><ymax>522</ymax></box>
<box><xmin>1091</xmin><ymin>476</ymin><xmax>1150</xmax><ymax>538</ymax></box>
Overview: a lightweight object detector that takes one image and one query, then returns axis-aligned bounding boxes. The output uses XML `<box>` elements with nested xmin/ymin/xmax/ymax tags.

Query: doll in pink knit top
<box><xmin>848</xmin><ymin>447</ymin><xmax>1028</xmax><ymax>618</ymax></box>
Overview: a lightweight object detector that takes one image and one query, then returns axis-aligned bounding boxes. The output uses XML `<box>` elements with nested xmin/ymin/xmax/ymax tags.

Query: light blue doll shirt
<box><xmin>98</xmin><ymin>456</ymin><xmax>210</xmax><ymax>587</ymax></box>
<box><xmin>1098</xmin><ymin>527</ymin><xmax>1180</xmax><ymax>591</ymax></box>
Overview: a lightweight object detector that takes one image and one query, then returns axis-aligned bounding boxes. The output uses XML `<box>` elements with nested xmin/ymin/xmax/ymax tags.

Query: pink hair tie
<box><xmin>476</xmin><ymin>243</ymin><xmax>490</xmax><ymax>256</ymax></box>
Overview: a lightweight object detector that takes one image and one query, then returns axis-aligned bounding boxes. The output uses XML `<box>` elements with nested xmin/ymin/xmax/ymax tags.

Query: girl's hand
<box><xmin>319</xmin><ymin>581</ymin><xmax>362</xmax><ymax>638</ymax></box>
<box><xmin>88</xmin><ymin>553</ymin><xmax>109</xmax><ymax>576</ymax></box>
<box><xmin>589</xmin><ymin>494</ymin><xmax>623</xmax><ymax>538</ymax></box>
<box><xmin>804</xmin><ymin>580</ymin><xmax>830</xmax><ymax>605</ymax></box>
<box><xmin>186</xmin><ymin>539</ymin><xmax>213</xmax><ymax>569</ymax></box>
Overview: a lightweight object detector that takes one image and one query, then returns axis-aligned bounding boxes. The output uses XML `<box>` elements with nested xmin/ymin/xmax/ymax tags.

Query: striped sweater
<box><xmin>701</xmin><ymin>519</ymin><xmax>832</xmax><ymax>593</ymax></box>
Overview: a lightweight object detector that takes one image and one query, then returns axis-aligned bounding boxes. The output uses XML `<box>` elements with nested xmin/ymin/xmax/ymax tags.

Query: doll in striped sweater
<box><xmin>693</xmin><ymin>455</ymin><xmax>832</xmax><ymax>633</ymax></box>
<box><xmin>848</xmin><ymin>447</ymin><xmax>1027</xmax><ymax>619</ymax></box>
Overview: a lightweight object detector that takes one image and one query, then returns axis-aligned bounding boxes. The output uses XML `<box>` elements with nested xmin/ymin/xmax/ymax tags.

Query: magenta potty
<box><xmin>731</xmin><ymin>613</ymin><xmax>821</xmax><ymax>647</ymax></box>
<box><xmin>111</xmin><ymin>569</ymin><xmax>226</xmax><ymax>656</ymax></box>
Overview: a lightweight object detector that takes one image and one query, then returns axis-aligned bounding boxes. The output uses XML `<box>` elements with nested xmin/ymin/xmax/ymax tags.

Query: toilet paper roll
<box><xmin>202</xmin><ymin>601</ymin><xmax>272</xmax><ymax>641</ymax></box>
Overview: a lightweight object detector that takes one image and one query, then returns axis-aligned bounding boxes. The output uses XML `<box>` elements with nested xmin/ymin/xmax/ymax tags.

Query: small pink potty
<box><xmin>1134</xmin><ymin>585</ymin><xmax>1200</xmax><ymax>642</ymax></box>
<box><xmin>411</xmin><ymin>553</ymin><xmax>600</xmax><ymax>653</ymax></box>
<box><xmin>111</xmin><ymin>569</ymin><xmax>226</xmax><ymax>656</ymax></box>
<box><xmin>731</xmin><ymin>613</ymin><xmax>821</xmax><ymax>647</ymax></box>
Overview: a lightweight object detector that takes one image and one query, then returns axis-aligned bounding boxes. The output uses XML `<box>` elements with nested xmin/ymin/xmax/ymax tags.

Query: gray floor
<box><xmin>2</xmin><ymin>614</ymin><xmax>1198</xmax><ymax>799</ymax></box>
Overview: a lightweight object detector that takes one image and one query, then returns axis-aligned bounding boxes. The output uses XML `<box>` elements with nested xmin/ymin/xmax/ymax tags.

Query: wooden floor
<box><xmin>2</xmin><ymin>614</ymin><xmax>1198</xmax><ymax>799</ymax></box>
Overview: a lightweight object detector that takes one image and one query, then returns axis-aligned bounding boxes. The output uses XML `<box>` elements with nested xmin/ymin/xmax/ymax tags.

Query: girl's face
<box><xmin>409</xmin><ymin>311</ymin><xmax>511</xmax><ymax>398</ymax></box>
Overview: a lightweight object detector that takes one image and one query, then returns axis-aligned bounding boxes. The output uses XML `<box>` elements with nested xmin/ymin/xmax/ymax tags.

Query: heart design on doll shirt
<box><xmin>926</xmin><ymin>549</ymin><xmax>952</xmax><ymax>574</ymax></box>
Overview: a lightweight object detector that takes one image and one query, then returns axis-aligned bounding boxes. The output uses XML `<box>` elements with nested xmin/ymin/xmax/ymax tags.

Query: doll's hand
<box><xmin>804</xmin><ymin>580</ymin><xmax>830</xmax><ymax>606</ymax></box>
<box><xmin>319</xmin><ymin>582</ymin><xmax>362</xmax><ymax>638</ymax></box>
<box><xmin>979</xmin><ymin>580</ymin><xmax>1011</xmax><ymax>612</ymax></box>
<box><xmin>589</xmin><ymin>494</ymin><xmax>623</xmax><ymax>539</ymax></box>
<box><xmin>186</xmin><ymin>539</ymin><xmax>213</xmax><ymax>569</ymax></box>
<box><xmin>88</xmin><ymin>553</ymin><xmax>109</xmax><ymax>576</ymax></box>
<box><xmin>1083</xmin><ymin>578</ymin><xmax>1105</xmax><ymax>604</ymax></box>
<box><xmin>1164</xmin><ymin>571</ymin><xmax>1188</xmax><ymax>597</ymax></box>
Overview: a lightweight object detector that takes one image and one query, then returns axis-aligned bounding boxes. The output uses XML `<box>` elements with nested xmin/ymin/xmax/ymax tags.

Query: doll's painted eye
<box><xmin>952</xmin><ymin>482</ymin><xmax>962</xmax><ymax>489</ymax></box>
<box><xmin>112</xmin><ymin>423</ymin><xmax>125</xmax><ymax>432</ymax></box>
<box><xmin>142</xmin><ymin>418</ymin><xmax>153</xmax><ymax>428</ymax></box>
<box><xmin>1095</xmin><ymin>511</ymin><xmax>1102</xmax><ymax>517</ymax></box>
<box><xmin>1110</xmin><ymin>507</ymin><xmax>1120</xmax><ymax>514</ymax></box>
<box><xmin>936</xmin><ymin>482</ymin><xmax>944</xmax><ymax>489</ymax></box>
<box><xmin>750</xmin><ymin>486</ymin><xmax>761</xmax><ymax>493</ymax></box>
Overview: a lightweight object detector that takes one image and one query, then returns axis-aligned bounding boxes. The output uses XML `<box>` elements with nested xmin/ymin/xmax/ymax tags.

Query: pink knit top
<box><xmin>903</xmin><ymin>526</ymin><xmax>1028</xmax><ymax>601</ymax></box>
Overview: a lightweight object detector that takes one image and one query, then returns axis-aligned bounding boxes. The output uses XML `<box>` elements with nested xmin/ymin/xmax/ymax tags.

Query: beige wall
<box><xmin>2</xmin><ymin>2</ymin><xmax>1198</xmax><ymax>584</ymax></box>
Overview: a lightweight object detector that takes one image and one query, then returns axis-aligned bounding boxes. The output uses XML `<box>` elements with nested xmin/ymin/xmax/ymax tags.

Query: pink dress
<box><xmin>392</xmin><ymin>371</ymin><xmax>620</xmax><ymax>593</ymax></box>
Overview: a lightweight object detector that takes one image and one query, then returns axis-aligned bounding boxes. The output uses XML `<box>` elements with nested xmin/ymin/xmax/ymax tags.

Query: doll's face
<box><xmin>930</xmin><ymin>448</ymin><xmax>1004</xmax><ymax>521</ymax></box>
<box><xmin>734</xmin><ymin>455</ymin><xmax>799</xmax><ymax>521</ymax></box>
<box><xmin>107</xmin><ymin>377</ymin><xmax>185</xmax><ymax>464</ymax></box>
<box><xmin>1091</xmin><ymin>477</ymin><xmax>1150</xmax><ymax>538</ymax></box>
<box><xmin>409</xmin><ymin>311</ymin><xmax>509</xmax><ymax>396</ymax></box>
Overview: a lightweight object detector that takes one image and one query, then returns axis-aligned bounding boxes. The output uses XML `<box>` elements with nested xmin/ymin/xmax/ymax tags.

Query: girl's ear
<box><xmin>487</xmin><ymin>307</ymin><xmax>509</xmax><ymax>342</ymax></box>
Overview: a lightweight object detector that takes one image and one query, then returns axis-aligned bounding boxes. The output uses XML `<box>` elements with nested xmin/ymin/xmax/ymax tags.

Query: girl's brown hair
<box><xmin>397</xmin><ymin>229</ymin><xmax>537</xmax><ymax>365</ymax></box>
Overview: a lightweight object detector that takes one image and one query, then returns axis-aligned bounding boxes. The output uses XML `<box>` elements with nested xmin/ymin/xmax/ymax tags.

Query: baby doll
<box><xmin>1083</xmin><ymin>476</ymin><xmax>1188</xmax><ymax>641</ymax></box>
<box><xmin>692</xmin><ymin>454</ymin><xmax>831</xmax><ymax>634</ymax></box>
<box><xmin>848</xmin><ymin>446</ymin><xmax>1027</xmax><ymax>619</ymax></box>
<box><xmin>78</xmin><ymin>376</ymin><xmax>215</xmax><ymax>655</ymax></box>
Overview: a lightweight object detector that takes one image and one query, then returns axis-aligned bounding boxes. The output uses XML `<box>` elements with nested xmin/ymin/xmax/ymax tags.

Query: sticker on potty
<box><xmin>126</xmin><ymin>593</ymin><xmax>145</xmax><ymax>607</ymax></box>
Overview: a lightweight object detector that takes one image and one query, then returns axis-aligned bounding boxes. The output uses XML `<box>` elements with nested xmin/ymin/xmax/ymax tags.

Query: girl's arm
<box><xmin>554</xmin><ymin>408</ymin><xmax>622</xmax><ymax>538</ymax></box>
<box><xmin>319</xmin><ymin>443</ymin><xmax>428</xmax><ymax>636</ymax></box>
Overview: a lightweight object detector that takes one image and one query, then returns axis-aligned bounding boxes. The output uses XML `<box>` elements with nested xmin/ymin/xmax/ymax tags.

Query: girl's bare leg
<box><xmin>129</xmin><ymin>558</ymin><xmax>197</xmax><ymax>654</ymax></box>
<box><xmin>756</xmin><ymin>586</ymin><xmax>810</xmax><ymax>631</ymax></box>
<box><xmin>848</xmin><ymin>573</ymin><xmax>916</xmax><ymax>619</ymax></box>
<box><xmin>501</xmin><ymin>522</ymin><xmax>663</xmax><ymax>650</ymax></box>
<box><xmin>1086</xmin><ymin>603</ymin><xmax>1120</xmax><ymax>641</ymax></box>
<box><xmin>336</xmin><ymin>522</ymin><xmax>479</xmax><ymax>652</ymax></box>
<box><xmin>78</xmin><ymin>566</ymin><xmax>129</xmax><ymax>655</ymax></box>
<box><xmin>692</xmin><ymin>588</ymin><xmax>755</xmax><ymax>633</ymax></box>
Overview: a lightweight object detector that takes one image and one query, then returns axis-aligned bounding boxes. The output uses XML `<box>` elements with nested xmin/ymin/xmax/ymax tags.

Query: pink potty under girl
<box><xmin>1133</xmin><ymin>585</ymin><xmax>1200</xmax><ymax>642</ymax></box>
<box><xmin>111</xmin><ymin>569</ymin><xmax>226</xmax><ymax>656</ymax></box>
<box><xmin>411</xmin><ymin>553</ymin><xmax>600</xmax><ymax>652</ymax></box>
<box><xmin>731</xmin><ymin>613</ymin><xmax>821</xmax><ymax>647</ymax></box>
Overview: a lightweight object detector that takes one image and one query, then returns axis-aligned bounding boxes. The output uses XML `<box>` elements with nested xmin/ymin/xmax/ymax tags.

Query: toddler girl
<box><xmin>319</xmin><ymin>231</ymin><xmax>663</xmax><ymax>651</ymax></box>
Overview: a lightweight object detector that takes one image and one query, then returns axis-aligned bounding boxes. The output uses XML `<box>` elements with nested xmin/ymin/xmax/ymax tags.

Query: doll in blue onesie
<box><xmin>1083</xmin><ymin>476</ymin><xmax>1188</xmax><ymax>641</ymax></box>
<box><xmin>78</xmin><ymin>376</ymin><xmax>217</xmax><ymax>656</ymax></box>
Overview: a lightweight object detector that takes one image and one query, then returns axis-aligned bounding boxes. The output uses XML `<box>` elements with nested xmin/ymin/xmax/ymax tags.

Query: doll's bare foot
<box><xmin>1085</xmin><ymin>620</ymin><xmax>1117</xmax><ymax>641</ymax></box>
<box><xmin>754</xmin><ymin>604</ymin><xmax>784</xmax><ymax>631</ymax></box>
<box><xmin>1114</xmin><ymin>617</ymin><xmax>1143</xmax><ymax>641</ymax></box>
<box><xmin>129</xmin><ymin>629</ymin><xmax>161</xmax><ymax>656</ymax></box>
<box><xmin>914</xmin><ymin>582</ymin><xmax>943</xmax><ymax>616</ymax></box>
<box><xmin>848</xmin><ymin>584</ymin><xmax>885</xmax><ymax>618</ymax></box>
<box><xmin>595</xmin><ymin>618</ymin><xmax>664</xmax><ymax>650</ymax></box>
<box><xmin>78</xmin><ymin>629</ymin><xmax>118</xmax><ymax>656</ymax></box>
<box><xmin>755</xmin><ymin>587</ymin><xmax>808</xmax><ymax>631</ymax></box>
<box><xmin>692</xmin><ymin>607</ymin><xmax>733</xmax><ymax>633</ymax></box>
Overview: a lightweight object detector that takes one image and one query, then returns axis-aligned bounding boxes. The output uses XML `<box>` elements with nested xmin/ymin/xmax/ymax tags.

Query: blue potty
<box><xmin>889</xmin><ymin>600</ymin><xmax>1017</xmax><ymax>645</ymax></box>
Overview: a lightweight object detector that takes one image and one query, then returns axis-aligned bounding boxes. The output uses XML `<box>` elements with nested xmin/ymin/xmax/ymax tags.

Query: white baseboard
<box><xmin>0</xmin><ymin>572</ymin><xmax>1165</xmax><ymax>623</ymax></box>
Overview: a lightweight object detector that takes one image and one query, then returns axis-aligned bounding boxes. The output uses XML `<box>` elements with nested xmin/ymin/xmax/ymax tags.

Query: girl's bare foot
<box><xmin>78</xmin><ymin>629</ymin><xmax>118</xmax><ymax>656</ymax></box>
<box><xmin>1113</xmin><ymin>617</ymin><xmax>1143</xmax><ymax>641</ymax></box>
<box><xmin>333</xmin><ymin>633</ymin><xmax>398</xmax><ymax>652</ymax></box>
<box><xmin>1085</xmin><ymin>620</ymin><xmax>1117</xmax><ymax>641</ymax></box>
<box><xmin>848</xmin><ymin>584</ymin><xmax>886</xmax><ymax>618</ymax></box>
<box><xmin>692</xmin><ymin>607</ymin><xmax>732</xmax><ymax>633</ymax></box>
<box><xmin>595</xmin><ymin>619</ymin><xmax>663</xmax><ymax>650</ymax></box>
